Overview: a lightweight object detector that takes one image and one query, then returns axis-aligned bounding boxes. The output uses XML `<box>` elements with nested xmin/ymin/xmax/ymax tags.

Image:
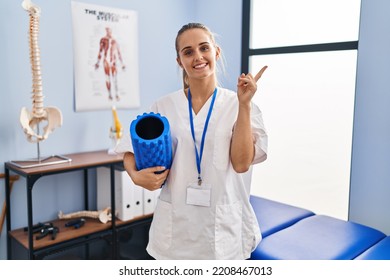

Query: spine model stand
<box><xmin>19</xmin><ymin>0</ymin><xmax>62</xmax><ymax>145</ymax></box>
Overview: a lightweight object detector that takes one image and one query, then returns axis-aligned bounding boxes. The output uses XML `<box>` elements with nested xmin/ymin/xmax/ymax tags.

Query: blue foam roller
<box><xmin>130</xmin><ymin>112</ymin><xmax>172</xmax><ymax>171</ymax></box>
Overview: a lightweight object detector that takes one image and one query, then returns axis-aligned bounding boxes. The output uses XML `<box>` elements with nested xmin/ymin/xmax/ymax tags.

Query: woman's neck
<box><xmin>186</xmin><ymin>81</ymin><xmax>217</xmax><ymax>114</ymax></box>
<box><xmin>187</xmin><ymin>77</ymin><xmax>216</xmax><ymax>99</ymax></box>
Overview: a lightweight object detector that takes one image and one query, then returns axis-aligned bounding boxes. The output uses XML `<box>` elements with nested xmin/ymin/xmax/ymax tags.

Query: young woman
<box><xmin>120</xmin><ymin>23</ymin><xmax>268</xmax><ymax>259</ymax></box>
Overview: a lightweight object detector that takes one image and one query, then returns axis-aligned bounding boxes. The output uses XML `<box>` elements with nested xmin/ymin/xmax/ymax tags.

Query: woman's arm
<box><xmin>230</xmin><ymin>66</ymin><xmax>267</xmax><ymax>173</ymax></box>
<box><xmin>123</xmin><ymin>152</ymin><xmax>169</xmax><ymax>191</ymax></box>
<box><xmin>230</xmin><ymin>103</ymin><xmax>255</xmax><ymax>173</ymax></box>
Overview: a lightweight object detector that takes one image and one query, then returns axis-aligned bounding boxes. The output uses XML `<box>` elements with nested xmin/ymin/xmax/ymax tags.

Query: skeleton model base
<box><xmin>10</xmin><ymin>155</ymin><xmax>72</xmax><ymax>169</ymax></box>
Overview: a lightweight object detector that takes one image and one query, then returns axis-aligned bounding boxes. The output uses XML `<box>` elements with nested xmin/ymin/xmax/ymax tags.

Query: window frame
<box><xmin>241</xmin><ymin>0</ymin><xmax>360</xmax><ymax>219</ymax></box>
<box><xmin>241</xmin><ymin>0</ymin><xmax>359</xmax><ymax>74</ymax></box>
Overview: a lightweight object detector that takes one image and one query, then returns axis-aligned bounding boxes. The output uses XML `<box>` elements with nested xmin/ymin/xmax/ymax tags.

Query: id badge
<box><xmin>186</xmin><ymin>182</ymin><xmax>211</xmax><ymax>207</ymax></box>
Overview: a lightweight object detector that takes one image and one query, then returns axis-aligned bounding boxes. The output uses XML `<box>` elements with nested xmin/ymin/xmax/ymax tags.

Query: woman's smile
<box><xmin>193</xmin><ymin>63</ymin><xmax>208</xmax><ymax>69</ymax></box>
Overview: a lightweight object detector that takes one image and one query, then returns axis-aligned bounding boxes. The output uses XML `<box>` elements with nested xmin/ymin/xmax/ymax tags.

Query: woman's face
<box><xmin>176</xmin><ymin>28</ymin><xmax>220</xmax><ymax>84</ymax></box>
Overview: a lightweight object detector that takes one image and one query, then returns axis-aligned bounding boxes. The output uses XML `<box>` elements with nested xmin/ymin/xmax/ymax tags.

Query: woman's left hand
<box><xmin>237</xmin><ymin>65</ymin><xmax>268</xmax><ymax>105</ymax></box>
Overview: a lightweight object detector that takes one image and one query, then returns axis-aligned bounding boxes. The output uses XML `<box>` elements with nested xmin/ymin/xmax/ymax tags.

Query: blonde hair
<box><xmin>175</xmin><ymin>23</ymin><xmax>225</xmax><ymax>89</ymax></box>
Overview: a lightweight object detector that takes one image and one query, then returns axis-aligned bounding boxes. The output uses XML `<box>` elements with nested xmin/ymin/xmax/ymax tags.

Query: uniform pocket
<box><xmin>215</xmin><ymin>201</ymin><xmax>243</xmax><ymax>259</ymax></box>
<box><xmin>150</xmin><ymin>199</ymin><xmax>172</xmax><ymax>251</ymax></box>
<box><xmin>213</xmin><ymin>130</ymin><xmax>232</xmax><ymax>170</ymax></box>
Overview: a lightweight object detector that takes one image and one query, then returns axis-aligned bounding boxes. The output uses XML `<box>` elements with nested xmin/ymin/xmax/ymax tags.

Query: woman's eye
<box><xmin>201</xmin><ymin>46</ymin><xmax>209</xmax><ymax>52</ymax></box>
<box><xmin>184</xmin><ymin>50</ymin><xmax>193</xmax><ymax>56</ymax></box>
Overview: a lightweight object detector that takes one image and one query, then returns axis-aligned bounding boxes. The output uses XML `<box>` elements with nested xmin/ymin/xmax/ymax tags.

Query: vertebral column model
<box><xmin>20</xmin><ymin>0</ymin><xmax>62</xmax><ymax>143</ymax></box>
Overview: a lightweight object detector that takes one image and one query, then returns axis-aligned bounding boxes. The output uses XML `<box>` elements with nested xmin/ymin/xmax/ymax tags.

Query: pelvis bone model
<box><xmin>20</xmin><ymin>0</ymin><xmax>62</xmax><ymax>143</ymax></box>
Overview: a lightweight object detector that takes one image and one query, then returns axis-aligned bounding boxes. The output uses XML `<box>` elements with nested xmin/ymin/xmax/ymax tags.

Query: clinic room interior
<box><xmin>1</xmin><ymin>0</ymin><xmax>390</xmax><ymax>260</ymax></box>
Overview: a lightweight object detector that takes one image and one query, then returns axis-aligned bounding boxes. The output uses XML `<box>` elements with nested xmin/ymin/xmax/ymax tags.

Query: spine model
<box><xmin>20</xmin><ymin>0</ymin><xmax>63</xmax><ymax>143</ymax></box>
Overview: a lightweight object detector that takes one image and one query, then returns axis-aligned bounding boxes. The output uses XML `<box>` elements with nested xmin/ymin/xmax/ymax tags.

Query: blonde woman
<box><xmin>121</xmin><ymin>23</ymin><xmax>268</xmax><ymax>259</ymax></box>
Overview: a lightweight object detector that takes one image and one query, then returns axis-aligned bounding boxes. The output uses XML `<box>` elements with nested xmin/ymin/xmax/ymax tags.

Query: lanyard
<box><xmin>188</xmin><ymin>87</ymin><xmax>218</xmax><ymax>186</ymax></box>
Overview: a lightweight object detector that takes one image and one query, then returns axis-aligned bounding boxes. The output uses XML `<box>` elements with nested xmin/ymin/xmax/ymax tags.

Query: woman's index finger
<box><xmin>254</xmin><ymin>65</ymin><xmax>268</xmax><ymax>82</ymax></box>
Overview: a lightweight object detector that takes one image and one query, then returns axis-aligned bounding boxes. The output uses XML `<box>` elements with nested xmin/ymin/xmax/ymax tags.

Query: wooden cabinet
<box><xmin>4</xmin><ymin>150</ymin><xmax>152</xmax><ymax>260</ymax></box>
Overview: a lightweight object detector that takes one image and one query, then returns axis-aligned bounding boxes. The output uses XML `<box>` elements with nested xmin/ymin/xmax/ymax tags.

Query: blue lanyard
<box><xmin>188</xmin><ymin>87</ymin><xmax>218</xmax><ymax>185</ymax></box>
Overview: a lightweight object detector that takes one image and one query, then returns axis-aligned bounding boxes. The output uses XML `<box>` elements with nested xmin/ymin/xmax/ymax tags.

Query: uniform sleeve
<box><xmin>114</xmin><ymin>133</ymin><xmax>133</xmax><ymax>154</ymax></box>
<box><xmin>250</xmin><ymin>102</ymin><xmax>268</xmax><ymax>164</ymax></box>
<box><xmin>150</xmin><ymin>102</ymin><xmax>158</xmax><ymax>113</ymax></box>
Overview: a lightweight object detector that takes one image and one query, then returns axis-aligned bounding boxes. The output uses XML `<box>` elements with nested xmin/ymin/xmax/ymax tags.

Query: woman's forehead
<box><xmin>177</xmin><ymin>28</ymin><xmax>212</xmax><ymax>48</ymax></box>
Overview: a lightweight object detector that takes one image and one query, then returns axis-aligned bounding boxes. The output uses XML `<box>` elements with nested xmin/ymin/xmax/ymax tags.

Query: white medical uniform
<box><xmin>117</xmin><ymin>87</ymin><xmax>267</xmax><ymax>259</ymax></box>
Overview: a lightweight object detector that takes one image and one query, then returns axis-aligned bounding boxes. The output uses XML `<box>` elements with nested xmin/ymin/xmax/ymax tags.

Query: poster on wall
<box><xmin>71</xmin><ymin>1</ymin><xmax>140</xmax><ymax>111</ymax></box>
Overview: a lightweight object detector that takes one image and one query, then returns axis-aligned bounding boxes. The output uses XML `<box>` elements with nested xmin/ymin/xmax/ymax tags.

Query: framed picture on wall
<box><xmin>71</xmin><ymin>1</ymin><xmax>140</xmax><ymax>111</ymax></box>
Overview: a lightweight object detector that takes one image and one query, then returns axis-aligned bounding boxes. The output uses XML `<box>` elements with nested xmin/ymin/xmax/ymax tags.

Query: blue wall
<box><xmin>0</xmin><ymin>0</ymin><xmax>242</xmax><ymax>259</ymax></box>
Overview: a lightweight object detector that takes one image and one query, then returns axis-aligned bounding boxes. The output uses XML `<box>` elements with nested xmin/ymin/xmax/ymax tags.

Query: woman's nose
<box><xmin>194</xmin><ymin>50</ymin><xmax>203</xmax><ymax>61</ymax></box>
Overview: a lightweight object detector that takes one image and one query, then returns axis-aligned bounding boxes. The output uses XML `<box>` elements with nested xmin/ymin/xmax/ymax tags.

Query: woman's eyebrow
<box><xmin>180</xmin><ymin>46</ymin><xmax>192</xmax><ymax>53</ymax></box>
<box><xmin>180</xmin><ymin>42</ymin><xmax>210</xmax><ymax>53</ymax></box>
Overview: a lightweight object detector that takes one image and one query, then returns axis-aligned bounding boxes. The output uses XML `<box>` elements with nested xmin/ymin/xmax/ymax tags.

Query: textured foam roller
<box><xmin>130</xmin><ymin>112</ymin><xmax>172</xmax><ymax>171</ymax></box>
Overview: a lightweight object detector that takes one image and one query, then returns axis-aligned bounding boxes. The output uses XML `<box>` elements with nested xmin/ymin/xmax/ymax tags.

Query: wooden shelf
<box><xmin>6</xmin><ymin>150</ymin><xmax>124</xmax><ymax>177</ymax></box>
<box><xmin>10</xmin><ymin>215</ymin><xmax>153</xmax><ymax>250</ymax></box>
<box><xmin>5</xmin><ymin>150</ymin><xmax>153</xmax><ymax>259</ymax></box>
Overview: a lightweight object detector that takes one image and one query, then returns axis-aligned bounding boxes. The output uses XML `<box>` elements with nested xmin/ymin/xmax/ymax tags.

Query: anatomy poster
<box><xmin>71</xmin><ymin>1</ymin><xmax>140</xmax><ymax>111</ymax></box>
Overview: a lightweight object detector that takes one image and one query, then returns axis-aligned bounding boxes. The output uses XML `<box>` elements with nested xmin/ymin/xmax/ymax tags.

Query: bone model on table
<box><xmin>108</xmin><ymin>106</ymin><xmax>123</xmax><ymax>154</ymax></box>
<box><xmin>110</xmin><ymin>106</ymin><xmax>123</xmax><ymax>140</ymax></box>
<box><xmin>58</xmin><ymin>208</ymin><xmax>113</xmax><ymax>224</ymax></box>
<box><xmin>19</xmin><ymin>0</ymin><xmax>62</xmax><ymax>144</ymax></box>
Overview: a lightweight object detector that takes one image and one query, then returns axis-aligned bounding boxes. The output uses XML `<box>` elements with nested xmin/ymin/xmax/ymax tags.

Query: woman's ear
<box><xmin>176</xmin><ymin>57</ymin><xmax>183</xmax><ymax>68</ymax></box>
<box><xmin>215</xmin><ymin>46</ymin><xmax>221</xmax><ymax>60</ymax></box>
